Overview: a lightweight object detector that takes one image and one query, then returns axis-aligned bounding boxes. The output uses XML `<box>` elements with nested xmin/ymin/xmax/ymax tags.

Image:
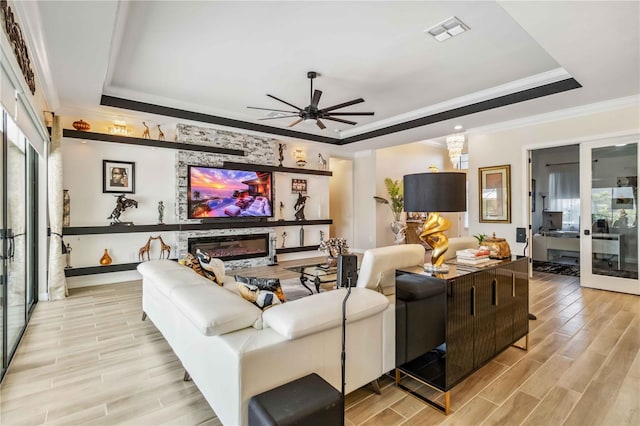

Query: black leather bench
<box><xmin>395</xmin><ymin>272</ymin><xmax>446</xmax><ymax>365</ymax></box>
<box><xmin>248</xmin><ymin>373</ymin><xmax>342</xmax><ymax>426</ymax></box>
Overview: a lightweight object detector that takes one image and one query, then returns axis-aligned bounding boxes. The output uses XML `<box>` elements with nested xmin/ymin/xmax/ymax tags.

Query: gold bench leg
<box><xmin>512</xmin><ymin>333</ymin><xmax>529</xmax><ymax>351</ymax></box>
<box><xmin>395</xmin><ymin>369</ymin><xmax>451</xmax><ymax>415</ymax></box>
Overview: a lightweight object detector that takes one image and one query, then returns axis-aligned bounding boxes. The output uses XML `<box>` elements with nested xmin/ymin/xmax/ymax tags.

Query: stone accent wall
<box><xmin>174</xmin><ymin>123</ymin><xmax>279</xmax><ymax>268</ymax></box>
<box><xmin>175</xmin><ymin>123</ymin><xmax>278</xmax><ymax>221</ymax></box>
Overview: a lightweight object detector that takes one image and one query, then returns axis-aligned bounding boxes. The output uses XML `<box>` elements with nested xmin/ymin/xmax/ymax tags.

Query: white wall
<box><xmin>468</xmin><ymin>103</ymin><xmax>640</xmax><ymax>255</ymax></box>
<box><xmin>374</xmin><ymin>142</ymin><xmax>450</xmax><ymax>247</ymax></box>
<box><xmin>62</xmin><ymin>138</ymin><xmax>176</xmax><ymax>286</ymax></box>
<box><xmin>329</xmin><ymin>158</ymin><xmax>354</xmax><ymax>243</ymax></box>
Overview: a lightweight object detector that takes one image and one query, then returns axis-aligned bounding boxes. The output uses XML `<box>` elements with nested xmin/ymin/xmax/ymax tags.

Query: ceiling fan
<box><xmin>247</xmin><ymin>71</ymin><xmax>374</xmax><ymax>129</ymax></box>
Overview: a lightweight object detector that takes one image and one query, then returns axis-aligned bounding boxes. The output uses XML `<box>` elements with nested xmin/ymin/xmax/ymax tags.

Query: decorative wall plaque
<box><xmin>0</xmin><ymin>0</ymin><xmax>36</xmax><ymax>95</ymax></box>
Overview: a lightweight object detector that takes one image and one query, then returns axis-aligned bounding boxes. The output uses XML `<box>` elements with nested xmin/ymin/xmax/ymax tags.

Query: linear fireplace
<box><xmin>188</xmin><ymin>233</ymin><xmax>269</xmax><ymax>262</ymax></box>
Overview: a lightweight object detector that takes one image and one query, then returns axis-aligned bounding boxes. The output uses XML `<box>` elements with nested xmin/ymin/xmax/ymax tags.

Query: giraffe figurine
<box><xmin>142</xmin><ymin>122</ymin><xmax>150</xmax><ymax>139</ymax></box>
<box><xmin>138</xmin><ymin>236</ymin><xmax>154</xmax><ymax>261</ymax></box>
<box><xmin>157</xmin><ymin>125</ymin><xmax>165</xmax><ymax>141</ymax></box>
<box><xmin>156</xmin><ymin>235</ymin><xmax>171</xmax><ymax>259</ymax></box>
<box><xmin>318</xmin><ymin>153</ymin><xmax>327</xmax><ymax>170</ymax></box>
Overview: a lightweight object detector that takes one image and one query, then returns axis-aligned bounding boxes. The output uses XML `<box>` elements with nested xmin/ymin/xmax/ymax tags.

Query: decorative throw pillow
<box><xmin>237</xmin><ymin>281</ymin><xmax>283</xmax><ymax>310</ymax></box>
<box><xmin>179</xmin><ymin>252</ymin><xmax>205</xmax><ymax>277</ymax></box>
<box><xmin>234</xmin><ymin>275</ymin><xmax>287</xmax><ymax>304</ymax></box>
<box><xmin>195</xmin><ymin>248</ymin><xmax>224</xmax><ymax>286</ymax></box>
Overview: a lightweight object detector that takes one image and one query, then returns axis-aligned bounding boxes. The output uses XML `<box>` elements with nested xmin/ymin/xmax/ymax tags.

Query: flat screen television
<box><xmin>187</xmin><ymin>165</ymin><xmax>273</xmax><ymax>219</ymax></box>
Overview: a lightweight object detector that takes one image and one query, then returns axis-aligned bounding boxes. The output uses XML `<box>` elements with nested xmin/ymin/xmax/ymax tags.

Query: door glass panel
<box><xmin>0</xmin><ymin>110</ymin><xmax>4</xmax><ymax>375</ymax></box>
<box><xmin>591</xmin><ymin>144</ymin><xmax>638</xmax><ymax>279</ymax></box>
<box><xmin>6</xmin><ymin>114</ymin><xmax>26</xmax><ymax>355</ymax></box>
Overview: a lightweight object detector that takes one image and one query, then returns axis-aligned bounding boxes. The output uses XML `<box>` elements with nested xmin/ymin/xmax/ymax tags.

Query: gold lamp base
<box><xmin>419</xmin><ymin>212</ymin><xmax>451</xmax><ymax>268</ymax></box>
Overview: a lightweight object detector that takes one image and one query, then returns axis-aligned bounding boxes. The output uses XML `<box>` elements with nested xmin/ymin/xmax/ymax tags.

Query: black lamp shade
<box><xmin>403</xmin><ymin>172</ymin><xmax>467</xmax><ymax>212</ymax></box>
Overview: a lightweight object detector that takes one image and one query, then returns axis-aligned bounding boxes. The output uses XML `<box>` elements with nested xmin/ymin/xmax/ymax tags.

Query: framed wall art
<box><xmin>103</xmin><ymin>160</ymin><xmax>136</xmax><ymax>193</ymax></box>
<box><xmin>479</xmin><ymin>164</ymin><xmax>511</xmax><ymax>223</ymax></box>
<box><xmin>291</xmin><ymin>178</ymin><xmax>307</xmax><ymax>194</ymax></box>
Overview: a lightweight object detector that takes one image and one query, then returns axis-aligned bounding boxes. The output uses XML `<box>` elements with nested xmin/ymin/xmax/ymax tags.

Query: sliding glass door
<box><xmin>5</xmin><ymin>114</ymin><xmax>26</xmax><ymax>354</ymax></box>
<box><xmin>580</xmin><ymin>138</ymin><xmax>639</xmax><ymax>294</ymax></box>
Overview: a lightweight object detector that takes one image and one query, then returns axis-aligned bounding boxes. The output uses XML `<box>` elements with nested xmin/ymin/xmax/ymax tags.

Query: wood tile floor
<box><xmin>1</xmin><ymin>272</ymin><xmax>638</xmax><ymax>425</ymax></box>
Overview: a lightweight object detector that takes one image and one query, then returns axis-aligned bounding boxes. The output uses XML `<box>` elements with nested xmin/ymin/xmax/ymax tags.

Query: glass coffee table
<box><xmin>284</xmin><ymin>262</ymin><xmax>338</xmax><ymax>294</ymax></box>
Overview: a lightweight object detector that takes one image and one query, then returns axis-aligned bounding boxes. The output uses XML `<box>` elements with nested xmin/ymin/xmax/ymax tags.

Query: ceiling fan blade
<box><xmin>325</xmin><ymin>112</ymin><xmax>374</xmax><ymax>116</ymax></box>
<box><xmin>288</xmin><ymin>118</ymin><xmax>303</xmax><ymax>127</ymax></box>
<box><xmin>267</xmin><ymin>94</ymin><xmax>303</xmax><ymax>111</ymax></box>
<box><xmin>247</xmin><ymin>106</ymin><xmax>299</xmax><ymax>113</ymax></box>
<box><xmin>258</xmin><ymin>115</ymin><xmax>301</xmax><ymax>120</ymax></box>
<box><xmin>323</xmin><ymin>116</ymin><xmax>357</xmax><ymax>126</ymax></box>
<box><xmin>311</xmin><ymin>90</ymin><xmax>322</xmax><ymax>108</ymax></box>
<box><xmin>316</xmin><ymin>119</ymin><xmax>326</xmax><ymax>130</ymax></box>
<box><xmin>320</xmin><ymin>98</ymin><xmax>364</xmax><ymax>113</ymax></box>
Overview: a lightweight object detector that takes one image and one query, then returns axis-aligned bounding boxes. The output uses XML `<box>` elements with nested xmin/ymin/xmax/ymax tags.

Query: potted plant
<box><xmin>374</xmin><ymin>178</ymin><xmax>406</xmax><ymax>244</ymax></box>
<box><xmin>318</xmin><ymin>237</ymin><xmax>349</xmax><ymax>267</ymax></box>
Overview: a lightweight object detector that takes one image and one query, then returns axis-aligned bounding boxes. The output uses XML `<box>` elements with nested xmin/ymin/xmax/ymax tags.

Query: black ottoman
<box><xmin>248</xmin><ymin>373</ymin><xmax>343</xmax><ymax>426</ymax></box>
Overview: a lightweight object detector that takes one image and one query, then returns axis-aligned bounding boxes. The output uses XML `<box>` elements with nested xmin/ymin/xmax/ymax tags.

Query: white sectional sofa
<box><xmin>138</xmin><ymin>244</ymin><xmax>425</xmax><ymax>426</ymax></box>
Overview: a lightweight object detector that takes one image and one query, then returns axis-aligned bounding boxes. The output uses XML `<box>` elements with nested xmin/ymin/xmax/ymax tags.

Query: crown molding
<box><xmin>468</xmin><ymin>95</ymin><xmax>640</xmax><ymax>135</ymax></box>
<box><xmin>339</xmin><ymin>68</ymin><xmax>572</xmax><ymax>138</ymax></box>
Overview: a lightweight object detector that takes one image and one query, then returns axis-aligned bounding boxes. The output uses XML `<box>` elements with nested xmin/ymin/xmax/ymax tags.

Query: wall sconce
<box><xmin>445</xmin><ymin>133</ymin><xmax>465</xmax><ymax>169</ymax></box>
<box><xmin>109</xmin><ymin>121</ymin><xmax>130</xmax><ymax>136</ymax></box>
<box><xmin>294</xmin><ymin>149</ymin><xmax>307</xmax><ymax>167</ymax></box>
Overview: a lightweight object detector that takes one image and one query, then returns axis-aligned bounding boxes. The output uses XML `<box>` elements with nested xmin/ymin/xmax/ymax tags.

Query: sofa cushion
<box><xmin>355</xmin><ymin>244</ymin><xmax>425</xmax><ymax>295</ymax></box>
<box><xmin>178</xmin><ymin>252</ymin><xmax>206</xmax><ymax>277</ymax></box>
<box><xmin>235</xmin><ymin>276</ymin><xmax>287</xmax><ymax>303</ymax></box>
<box><xmin>138</xmin><ymin>259</ymin><xmax>206</xmax><ymax>297</ymax></box>
<box><xmin>237</xmin><ymin>282</ymin><xmax>283</xmax><ymax>310</ymax></box>
<box><xmin>172</xmin><ymin>284</ymin><xmax>263</xmax><ymax>336</ymax></box>
<box><xmin>263</xmin><ymin>288</ymin><xmax>388</xmax><ymax>340</ymax></box>
<box><xmin>195</xmin><ymin>249</ymin><xmax>225</xmax><ymax>285</ymax></box>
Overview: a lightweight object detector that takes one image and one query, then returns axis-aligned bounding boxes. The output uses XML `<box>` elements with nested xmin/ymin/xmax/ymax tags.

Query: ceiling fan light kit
<box><xmin>248</xmin><ymin>71</ymin><xmax>374</xmax><ymax>130</ymax></box>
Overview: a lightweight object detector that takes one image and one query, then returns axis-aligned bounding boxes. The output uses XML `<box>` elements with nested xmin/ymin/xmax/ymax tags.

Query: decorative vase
<box><xmin>99</xmin><ymin>249</ymin><xmax>112</xmax><ymax>265</ymax></box>
<box><xmin>390</xmin><ymin>220</ymin><xmax>407</xmax><ymax>245</ymax></box>
<box><xmin>62</xmin><ymin>189</ymin><xmax>70</xmax><ymax>227</ymax></box>
<box><xmin>72</xmin><ymin>119</ymin><xmax>91</xmax><ymax>131</ymax></box>
<box><xmin>299</xmin><ymin>226</ymin><xmax>304</xmax><ymax>246</ymax></box>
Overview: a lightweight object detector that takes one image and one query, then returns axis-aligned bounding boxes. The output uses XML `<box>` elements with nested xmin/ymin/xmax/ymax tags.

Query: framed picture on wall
<box><xmin>103</xmin><ymin>160</ymin><xmax>136</xmax><ymax>193</ymax></box>
<box><xmin>291</xmin><ymin>178</ymin><xmax>307</xmax><ymax>194</ymax></box>
<box><xmin>479</xmin><ymin>164</ymin><xmax>511</xmax><ymax>223</ymax></box>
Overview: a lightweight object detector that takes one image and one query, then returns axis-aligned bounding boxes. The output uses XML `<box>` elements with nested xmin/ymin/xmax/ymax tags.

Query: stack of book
<box><xmin>456</xmin><ymin>248</ymin><xmax>491</xmax><ymax>265</ymax></box>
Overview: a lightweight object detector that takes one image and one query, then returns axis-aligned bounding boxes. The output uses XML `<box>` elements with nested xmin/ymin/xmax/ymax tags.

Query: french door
<box><xmin>580</xmin><ymin>137</ymin><xmax>639</xmax><ymax>294</ymax></box>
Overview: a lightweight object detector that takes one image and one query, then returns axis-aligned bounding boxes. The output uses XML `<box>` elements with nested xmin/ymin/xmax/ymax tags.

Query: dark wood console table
<box><xmin>395</xmin><ymin>256</ymin><xmax>529</xmax><ymax>414</ymax></box>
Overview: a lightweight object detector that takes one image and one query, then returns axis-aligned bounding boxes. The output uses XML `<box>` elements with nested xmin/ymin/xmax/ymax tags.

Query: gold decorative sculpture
<box><xmin>157</xmin><ymin>125</ymin><xmax>165</xmax><ymax>141</ymax></box>
<box><xmin>418</xmin><ymin>213</ymin><xmax>451</xmax><ymax>268</ymax></box>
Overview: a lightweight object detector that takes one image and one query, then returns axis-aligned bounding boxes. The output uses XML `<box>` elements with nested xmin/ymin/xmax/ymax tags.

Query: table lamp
<box><xmin>403</xmin><ymin>172</ymin><xmax>467</xmax><ymax>272</ymax></box>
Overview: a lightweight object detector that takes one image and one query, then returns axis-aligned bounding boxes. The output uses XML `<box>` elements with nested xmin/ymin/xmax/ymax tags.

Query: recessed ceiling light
<box><xmin>454</xmin><ymin>125</ymin><xmax>463</xmax><ymax>130</ymax></box>
<box><xmin>425</xmin><ymin>16</ymin><xmax>469</xmax><ymax>42</ymax></box>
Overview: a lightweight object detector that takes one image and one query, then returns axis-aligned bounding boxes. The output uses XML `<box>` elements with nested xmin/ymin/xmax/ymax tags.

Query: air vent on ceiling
<box><xmin>425</xmin><ymin>16</ymin><xmax>469</xmax><ymax>42</ymax></box>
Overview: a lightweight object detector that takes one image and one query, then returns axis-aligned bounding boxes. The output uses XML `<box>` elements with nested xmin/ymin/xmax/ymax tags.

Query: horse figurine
<box><xmin>156</xmin><ymin>235</ymin><xmax>171</xmax><ymax>259</ymax></box>
<box><xmin>107</xmin><ymin>194</ymin><xmax>138</xmax><ymax>225</ymax></box>
<box><xmin>138</xmin><ymin>236</ymin><xmax>154</xmax><ymax>261</ymax></box>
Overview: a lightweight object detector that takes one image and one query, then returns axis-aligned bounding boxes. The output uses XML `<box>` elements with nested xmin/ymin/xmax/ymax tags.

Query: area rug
<box><xmin>532</xmin><ymin>260</ymin><xmax>580</xmax><ymax>277</ymax></box>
